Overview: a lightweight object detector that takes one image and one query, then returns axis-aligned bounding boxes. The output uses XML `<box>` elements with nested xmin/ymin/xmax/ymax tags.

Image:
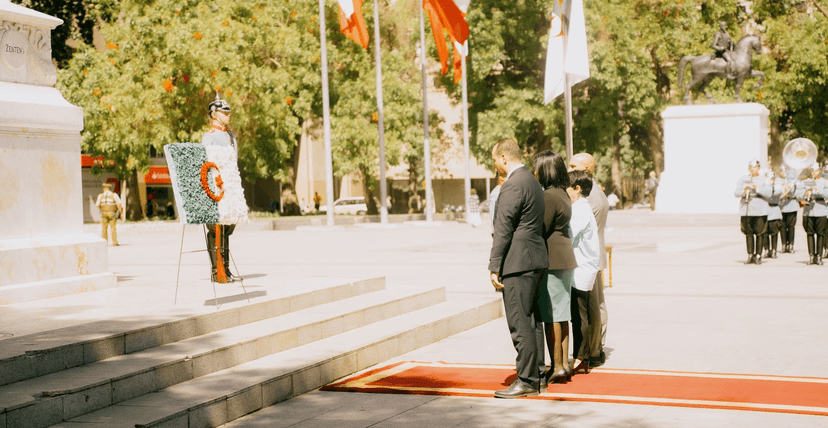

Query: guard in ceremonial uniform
<box><xmin>203</xmin><ymin>93</ymin><xmax>239</xmax><ymax>283</ymax></box>
<box><xmin>764</xmin><ymin>170</ymin><xmax>785</xmax><ymax>259</ymax></box>
<box><xmin>95</xmin><ymin>182</ymin><xmax>122</xmax><ymax>246</ymax></box>
<box><xmin>823</xmin><ymin>164</ymin><xmax>828</xmax><ymax>259</ymax></box>
<box><xmin>795</xmin><ymin>162</ymin><xmax>828</xmax><ymax>265</ymax></box>
<box><xmin>778</xmin><ymin>165</ymin><xmax>800</xmax><ymax>253</ymax></box>
<box><xmin>735</xmin><ymin>159</ymin><xmax>772</xmax><ymax>264</ymax></box>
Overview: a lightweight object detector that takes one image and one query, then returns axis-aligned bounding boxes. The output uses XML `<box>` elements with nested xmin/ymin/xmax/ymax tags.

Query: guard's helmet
<box><xmin>809</xmin><ymin>162</ymin><xmax>821</xmax><ymax>171</ymax></box>
<box><xmin>823</xmin><ymin>163</ymin><xmax>828</xmax><ymax>173</ymax></box>
<box><xmin>102</xmin><ymin>182</ymin><xmax>113</xmax><ymax>189</ymax></box>
<box><xmin>748</xmin><ymin>159</ymin><xmax>760</xmax><ymax>168</ymax></box>
<box><xmin>208</xmin><ymin>92</ymin><xmax>231</xmax><ymax>115</ymax></box>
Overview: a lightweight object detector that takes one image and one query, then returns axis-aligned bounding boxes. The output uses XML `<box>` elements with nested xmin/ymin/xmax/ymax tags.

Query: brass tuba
<box><xmin>782</xmin><ymin>138</ymin><xmax>818</xmax><ymax>201</ymax></box>
<box><xmin>783</xmin><ymin>138</ymin><xmax>818</xmax><ymax>178</ymax></box>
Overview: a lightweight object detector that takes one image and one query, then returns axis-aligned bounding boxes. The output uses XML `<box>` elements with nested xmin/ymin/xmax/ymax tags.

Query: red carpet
<box><xmin>321</xmin><ymin>361</ymin><xmax>828</xmax><ymax>416</ymax></box>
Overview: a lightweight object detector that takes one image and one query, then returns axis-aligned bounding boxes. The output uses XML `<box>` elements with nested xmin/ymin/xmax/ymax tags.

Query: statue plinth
<box><xmin>0</xmin><ymin>0</ymin><xmax>116</xmax><ymax>304</ymax></box>
<box><xmin>656</xmin><ymin>103</ymin><xmax>769</xmax><ymax>214</ymax></box>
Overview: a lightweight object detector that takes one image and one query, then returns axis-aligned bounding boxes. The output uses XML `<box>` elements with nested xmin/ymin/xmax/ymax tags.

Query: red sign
<box><xmin>81</xmin><ymin>154</ymin><xmax>104</xmax><ymax>167</ymax></box>
<box><xmin>145</xmin><ymin>166</ymin><xmax>171</xmax><ymax>184</ymax></box>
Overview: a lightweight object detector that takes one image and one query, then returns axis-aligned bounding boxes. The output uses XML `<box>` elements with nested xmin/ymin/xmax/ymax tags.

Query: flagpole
<box><xmin>318</xmin><ymin>0</ymin><xmax>335</xmax><ymax>226</ymax></box>
<box><xmin>562</xmin><ymin>14</ymin><xmax>573</xmax><ymax>164</ymax></box>
<box><xmin>419</xmin><ymin>6</ymin><xmax>434</xmax><ymax>222</ymax></box>
<box><xmin>564</xmin><ymin>74</ymin><xmax>573</xmax><ymax>163</ymax></box>
<box><xmin>461</xmin><ymin>52</ymin><xmax>470</xmax><ymax>221</ymax></box>
<box><xmin>373</xmin><ymin>0</ymin><xmax>389</xmax><ymax>224</ymax></box>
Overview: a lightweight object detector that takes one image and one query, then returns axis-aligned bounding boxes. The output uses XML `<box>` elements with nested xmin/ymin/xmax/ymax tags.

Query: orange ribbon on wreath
<box><xmin>200</xmin><ymin>162</ymin><xmax>225</xmax><ymax>201</ymax></box>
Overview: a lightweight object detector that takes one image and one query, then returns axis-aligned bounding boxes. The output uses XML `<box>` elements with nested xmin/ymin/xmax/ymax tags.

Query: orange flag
<box><xmin>338</xmin><ymin>0</ymin><xmax>369</xmax><ymax>49</ymax></box>
<box><xmin>423</xmin><ymin>0</ymin><xmax>468</xmax><ymax>83</ymax></box>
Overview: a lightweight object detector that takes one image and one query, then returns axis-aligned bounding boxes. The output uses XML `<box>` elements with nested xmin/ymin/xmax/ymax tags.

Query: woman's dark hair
<box><xmin>533</xmin><ymin>150</ymin><xmax>570</xmax><ymax>190</ymax></box>
<box><xmin>567</xmin><ymin>170</ymin><xmax>594</xmax><ymax>197</ymax></box>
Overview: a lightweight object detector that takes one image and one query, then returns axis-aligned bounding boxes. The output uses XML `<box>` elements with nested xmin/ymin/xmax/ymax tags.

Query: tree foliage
<box><xmin>11</xmin><ymin>0</ymin><xmax>118</xmax><ymax>66</ymax></box>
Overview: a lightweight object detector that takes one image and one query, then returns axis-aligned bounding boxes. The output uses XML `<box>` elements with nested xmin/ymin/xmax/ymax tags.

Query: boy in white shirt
<box><xmin>566</xmin><ymin>170</ymin><xmax>601</xmax><ymax>375</ymax></box>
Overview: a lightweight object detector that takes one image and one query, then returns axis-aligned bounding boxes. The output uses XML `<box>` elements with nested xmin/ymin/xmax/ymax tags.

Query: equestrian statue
<box><xmin>678</xmin><ymin>23</ymin><xmax>765</xmax><ymax>105</ymax></box>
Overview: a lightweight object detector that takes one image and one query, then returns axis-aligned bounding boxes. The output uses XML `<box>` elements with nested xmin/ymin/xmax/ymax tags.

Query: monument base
<box><xmin>0</xmin><ymin>81</ymin><xmax>117</xmax><ymax>304</ymax></box>
<box><xmin>0</xmin><ymin>234</ymin><xmax>116</xmax><ymax>305</ymax></box>
<box><xmin>656</xmin><ymin>103</ymin><xmax>769</xmax><ymax>214</ymax></box>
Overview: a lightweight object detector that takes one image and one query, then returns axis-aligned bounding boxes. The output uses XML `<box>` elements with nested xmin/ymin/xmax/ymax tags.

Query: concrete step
<box><xmin>0</xmin><ymin>286</ymin><xmax>444</xmax><ymax>427</ymax></box>
<box><xmin>0</xmin><ymin>277</ymin><xmax>385</xmax><ymax>387</ymax></box>
<box><xmin>49</xmin><ymin>297</ymin><xmax>502</xmax><ymax>428</ymax></box>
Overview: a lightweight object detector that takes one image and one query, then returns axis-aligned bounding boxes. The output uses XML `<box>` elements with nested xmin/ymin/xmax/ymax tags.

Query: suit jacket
<box><xmin>542</xmin><ymin>187</ymin><xmax>577</xmax><ymax>270</ymax></box>
<box><xmin>488</xmin><ymin>166</ymin><xmax>549</xmax><ymax>276</ymax></box>
<box><xmin>586</xmin><ymin>180</ymin><xmax>609</xmax><ymax>270</ymax></box>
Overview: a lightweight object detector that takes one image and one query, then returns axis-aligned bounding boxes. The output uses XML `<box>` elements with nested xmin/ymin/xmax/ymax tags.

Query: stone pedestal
<box><xmin>0</xmin><ymin>1</ymin><xmax>116</xmax><ymax>304</ymax></box>
<box><xmin>656</xmin><ymin>103</ymin><xmax>770</xmax><ymax>214</ymax></box>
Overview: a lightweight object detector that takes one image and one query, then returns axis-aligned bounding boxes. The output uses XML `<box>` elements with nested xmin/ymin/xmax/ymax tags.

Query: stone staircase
<box><xmin>0</xmin><ymin>277</ymin><xmax>502</xmax><ymax>428</ymax></box>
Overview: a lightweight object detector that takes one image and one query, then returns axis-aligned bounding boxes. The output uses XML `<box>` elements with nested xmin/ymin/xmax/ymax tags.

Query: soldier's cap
<box><xmin>748</xmin><ymin>159</ymin><xmax>760</xmax><ymax>168</ymax></box>
<box><xmin>102</xmin><ymin>182</ymin><xmax>113</xmax><ymax>188</ymax></box>
<box><xmin>810</xmin><ymin>162</ymin><xmax>821</xmax><ymax>171</ymax></box>
<box><xmin>208</xmin><ymin>92</ymin><xmax>231</xmax><ymax>114</ymax></box>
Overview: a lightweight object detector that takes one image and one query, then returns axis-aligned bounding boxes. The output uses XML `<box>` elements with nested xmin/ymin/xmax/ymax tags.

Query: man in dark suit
<box><xmin>489</xmin><ymin>137</ymin><xmax>549</xmax><ymax>398</ymax></box>
<box><xmin>570</xmin><ymin>153</ymin><xmax>609</xmax><ymax>367</ymax></box>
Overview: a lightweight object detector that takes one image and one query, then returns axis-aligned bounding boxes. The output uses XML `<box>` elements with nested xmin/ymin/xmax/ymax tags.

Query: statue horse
<box><xmin>678</xmin><ymin>35</ymin><xmax>765</xmax><ymax>105</ymax></box>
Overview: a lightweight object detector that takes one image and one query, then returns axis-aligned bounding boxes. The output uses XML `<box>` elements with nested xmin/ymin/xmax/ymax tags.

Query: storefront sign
<box><xmin>145</xmin><ymin>166</ymin><xmax>171</xmax><ymax>184</ymax></box>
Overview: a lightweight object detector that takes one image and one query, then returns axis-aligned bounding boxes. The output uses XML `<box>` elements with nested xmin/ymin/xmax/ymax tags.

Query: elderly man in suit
<box><xmin>489</xmin><ymin>137</ymin><xmax>549</xmax><ymax>398</ymax></box>
<box><xmin>569</xmin><ymin>153</ymin><xmax>609</xmax><ymax>368</ymax></box>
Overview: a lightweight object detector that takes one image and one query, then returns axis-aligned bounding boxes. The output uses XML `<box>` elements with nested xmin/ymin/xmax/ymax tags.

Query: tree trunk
<box><xmin>360</xmin><ymin>165</ymin><xmax>378</xmax><ymax>215</ymax></box>
<box><xmin>122</xmin><ymin>170</ymin><xmax>143</xmax><ymax>221</ymax></box>
<box><xmin>611</xmin><ymin>132</ymin><xmax>623</xmax><ymax>206</ymax></box>
<box><xmin>647</xmin><ymin>117</ymin><xmax>664</xmax><ymax>176</ymax></box>
<box><xmin>768</xmin><ymin>116</ymin><xmax>783</xmax><ymax>171</ymax></box>
<box><xmin>286</xmin><ymin>119</ymin><xmax>307</xmax><ymax>194</ymax></box>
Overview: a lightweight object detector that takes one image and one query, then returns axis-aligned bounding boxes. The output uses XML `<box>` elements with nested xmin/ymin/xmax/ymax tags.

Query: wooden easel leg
<box><xmin>174</xmin><ymin>225</ymin><xmax>186</xmax><ymax>305</ymax></box>
<box><xmin>228</xmin><ymin>250</ymin><xmax>251</xmax><ymax>303</ymax></box>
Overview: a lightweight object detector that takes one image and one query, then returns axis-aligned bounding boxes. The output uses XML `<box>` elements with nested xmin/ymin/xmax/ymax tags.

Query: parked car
<box><xmin>318</xmin><ymin>197</ymin><xmax>368</xmax><ymax>215</ymax></box>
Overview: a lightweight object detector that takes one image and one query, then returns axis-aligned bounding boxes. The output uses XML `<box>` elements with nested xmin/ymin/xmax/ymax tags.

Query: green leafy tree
<box><xmin>58</xmin><ymin>0</ymin><xmax>320</xmax><ymax>218</ymax></box>
<box><xmin>11</xmin><ymin>0</ymin><xmax>118</xmax><ymax>66</ymax></box>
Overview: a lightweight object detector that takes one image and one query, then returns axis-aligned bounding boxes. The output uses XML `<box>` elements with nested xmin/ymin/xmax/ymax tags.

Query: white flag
<box><xmin>544</xmin><ymin>0</ymin><xmax>590</xmax><ymax>104</ymax></box>
<box><xmin>338</xmin><ymin>0</ymin><xmax>355</xmax><ymax>19</ymax></box>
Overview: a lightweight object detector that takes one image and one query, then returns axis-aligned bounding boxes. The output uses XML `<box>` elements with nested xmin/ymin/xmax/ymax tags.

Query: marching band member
<box><xmin>764</xmin><ymin>169</ymin><xmax>785</xmax><ymax>259</ymax></box>
<box><xmin>735</xmin><ymin>159</ymin><xmax>773</xmax><ymax>264</ymax></box>
<box><xmin>795</xmin><ymin>162</ymin><xmax>828</xmax><ymax>265</ymax></box>
<box><xmin>779</xmin><ymin>165</ymin><xmax>800</xmax><ymax>254</ymax></box>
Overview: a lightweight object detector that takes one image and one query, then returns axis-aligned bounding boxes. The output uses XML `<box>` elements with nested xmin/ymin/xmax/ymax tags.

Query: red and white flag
<box><xmin>544</xmin><ymin>0</ymin><xmax>590</xmax><ymax>104</ymax></box>
<box><xmin>423</xmin><ymin>0</ymin><xmax>469</xmax><ymax>83</ymax></box>
<box><xmin>338</xmin><ymin>0</ymin><xmax>369</xmax><ymax>49</ymax></box>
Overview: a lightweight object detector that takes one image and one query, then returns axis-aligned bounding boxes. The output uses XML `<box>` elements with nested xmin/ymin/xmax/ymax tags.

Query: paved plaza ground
<box><xmin>4</xmin><ymin>209</ymin><xmax>828</xmax><ymax>427</ymax></box>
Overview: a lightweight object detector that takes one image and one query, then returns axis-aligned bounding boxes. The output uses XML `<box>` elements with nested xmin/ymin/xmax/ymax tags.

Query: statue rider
<box><xmin>711</xmin><ymin>21</ymin><xmax>736</xmax><ymax>80</ymax></box>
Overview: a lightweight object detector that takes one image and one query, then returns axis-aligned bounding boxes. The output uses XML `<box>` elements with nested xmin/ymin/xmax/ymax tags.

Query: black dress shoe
<box><xmin>547</xmin><ymin>369</ymin><xmax>569</xmax><ymax>384</ymax></box>
<box><xmin>745</xmin><ymin>255</ymin><xmax>755</xmax><ymax>264</ymax></box>
<box><xmin>494</xmin><ymin>380</ymin><xmax>539</xmax><ymax>399</ymax></box>
<box><xmin>754</xmin><ymin>255</ymin><xmax>762</xmax><ymax>265</ymax></box>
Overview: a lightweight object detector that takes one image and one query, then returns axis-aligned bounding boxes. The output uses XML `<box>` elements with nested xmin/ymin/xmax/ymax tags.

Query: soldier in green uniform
<box><xmin>95</xmin><ymin>182</ymin><xmax>122</xmax><ymax>246</ymax></box>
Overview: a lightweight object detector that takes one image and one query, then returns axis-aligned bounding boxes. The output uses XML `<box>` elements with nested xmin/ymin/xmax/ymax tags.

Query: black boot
<box><xmin>745</xmin><ymin>235</ymin><xmax>755</xmax><ymax>264</ymax></box>
<box><xmin>221</xmin><ymin>229</ymin><xmax>238</xmax><ymax>282</ymax></box>
<box><xmin>789</xmin><ymin>229</ymin><xmax>796</xmax><ymax>253</ymax></box>
<box><xmin>208</xmin><ymin>244</ymin><xmax>219</xmax><ymax>282</ymax></box>
<box><xmin>807</xmin><ymin>235</ymin><xmax>816</xmax><ymax>265</ymax></box>
<box><xmin>818</xmin><ymin>236</ymin><xmax>826</xmax><ymax>265</ymax></box>
<box><xmin>754</xmin><ymin>234</ymin><xmax>763</xmax><ymax>265</ymax></box>
<box><xmin>770</xmin><ymin>234</ymin><xmax>778</xmax><ymax>258</ymax></box>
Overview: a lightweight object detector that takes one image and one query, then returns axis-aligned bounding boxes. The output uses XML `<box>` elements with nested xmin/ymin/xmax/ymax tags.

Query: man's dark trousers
<box><xmin>501</xmin><ymin>269</ymin><xmax>546</xmax><ymax>386</ymax></box>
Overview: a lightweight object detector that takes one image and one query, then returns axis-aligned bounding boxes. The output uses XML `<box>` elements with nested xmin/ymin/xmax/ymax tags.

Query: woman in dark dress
<box><xmin>534</xmin><ymin>150</ymin><xmax>578</xmax><ymax>383</ymax></box>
